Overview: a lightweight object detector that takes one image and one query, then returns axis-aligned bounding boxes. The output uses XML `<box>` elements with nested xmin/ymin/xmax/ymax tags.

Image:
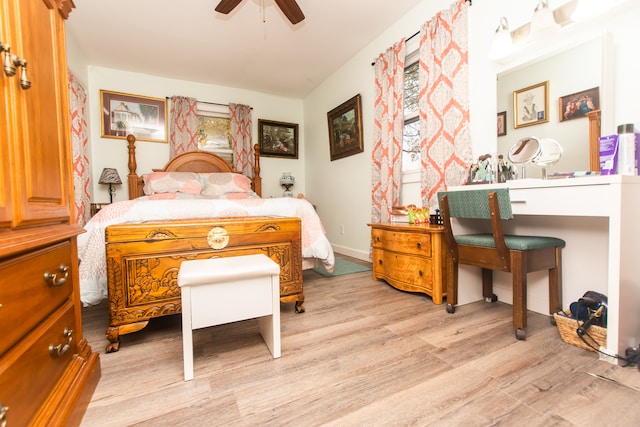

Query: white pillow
<box><xmin>200</xmin><ymin>173</ymin><xmax>253</xmax><ymax>197</ymax></box>
<box><xmin>142</xmin><ymin>172</ymin><xmax>202</xmax><ymax>195</ymax></box>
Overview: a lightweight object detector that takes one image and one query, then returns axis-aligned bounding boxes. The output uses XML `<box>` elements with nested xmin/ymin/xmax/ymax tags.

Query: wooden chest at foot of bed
<box><xmin>104</xmin><ymin>216</ymin><xmax>302</xmax><ymax>352</ymax></box>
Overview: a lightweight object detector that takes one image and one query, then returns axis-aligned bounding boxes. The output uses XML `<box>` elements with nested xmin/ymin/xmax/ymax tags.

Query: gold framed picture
<box><xmin>327</xmin><ymin>94</ymin><xmax>364</xmax><ymax>161</ymax></box>
<box><xmin>100</xmin><ymin>90</ymin><xmax>167</xmax><ymax>143</ymax></box>
<box><xmin>513</xmin><ymin>81</ymin><xmax>549</xmax><ymax>128</ymax></box>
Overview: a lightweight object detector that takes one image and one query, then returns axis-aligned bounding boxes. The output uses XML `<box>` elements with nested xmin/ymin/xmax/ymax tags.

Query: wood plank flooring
<box><xmin>80</xmin><ymin>256</ymin><xmax>640</xmax><ymax>426</ymax></box>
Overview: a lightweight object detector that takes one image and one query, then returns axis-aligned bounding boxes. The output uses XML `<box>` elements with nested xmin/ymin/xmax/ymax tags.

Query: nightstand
<box><xmin>90</xmin><ymin>203</ymin><xmax>110</xmax><ymax>217</ymax></box>
<box><xmin>368</xmin><ymin>222</ymin><xmax>451</xmax><ymax>304</ymax></box>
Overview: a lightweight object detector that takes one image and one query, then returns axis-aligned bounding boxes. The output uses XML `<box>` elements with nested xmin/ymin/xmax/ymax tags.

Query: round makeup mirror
<box><xmin>535</xmin><ymin>138</ymin><xmax>563</xmax><ymax>178</ymax></box>
<box><xmin>508</xmin><ymin>137</ymin><xmax>541</xmax><ymax>178</ymax></box>
<box><xmin>507</xmin><ymin>136</ymin><xmax>563</xmax><ymax>179</ymax></box>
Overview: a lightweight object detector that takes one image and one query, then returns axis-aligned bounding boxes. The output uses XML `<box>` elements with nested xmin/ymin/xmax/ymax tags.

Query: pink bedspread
<box><xmin>77</xmin><ymin>197</ymin><xmax>335</xmax><ymax>306</ymax></box>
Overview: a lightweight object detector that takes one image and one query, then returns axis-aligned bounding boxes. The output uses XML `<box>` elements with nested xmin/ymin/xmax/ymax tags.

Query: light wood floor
<box><xmin>80</xmin><ymin>256</ymin><xmax>640</xmax><ymax>426</ymax></box>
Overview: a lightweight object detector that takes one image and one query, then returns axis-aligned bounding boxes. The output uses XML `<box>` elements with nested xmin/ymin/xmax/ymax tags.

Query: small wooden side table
<box><xmin>368</xmin><ymin>222</ymin><xmax>450</xmax><ymax>304</ymax></box>
<box><xmin>90</xmin><ymin>203</ymin><xmax>110</xmax><ymax>217</ymax></box>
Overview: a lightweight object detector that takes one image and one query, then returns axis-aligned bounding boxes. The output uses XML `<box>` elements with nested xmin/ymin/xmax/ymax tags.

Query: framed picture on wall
<box><xmin>100</xmin><ymin>90</ymin><xmax>167</xmax><ymax>143</ymax></box>
<box><xmin>327</xmin><ymin>94</ymin><xmax>364</xmax><ymax>161</ymax></box>
<box><xmin>513</xmin><ymin>81</ymin><xmax>549</xmax><ymax>128</ymax></box>
<box><xmin>258</xmin><ymin>119</ymin><xmax>299</xmax><ymax>159</ymax></box>
<box><xmin>497</xmin><ymin>111</ymin><xmax>507</xmax><ymax>136</ymax></box>
<box><xmin>559</xmin><ymin>87</ymin><xmax>600</xmax><ymax>122</ymax></box>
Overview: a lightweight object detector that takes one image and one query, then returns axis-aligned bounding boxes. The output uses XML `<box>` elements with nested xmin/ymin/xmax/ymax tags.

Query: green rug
<box><xmin>312</xmin><ymin>257</ymin><xmax>372</xmax><ymax>277</ymax></box>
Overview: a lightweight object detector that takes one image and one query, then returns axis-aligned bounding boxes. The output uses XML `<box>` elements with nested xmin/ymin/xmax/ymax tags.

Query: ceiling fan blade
<box><xmin>215</xmin><ymin>0</ymin><xmax>244</xmax><ymax>14</ymax></box>
<box><xmin>274</xmin><ymin>0</ymin><xmax>305</xmax><ymax>24</ymax></box>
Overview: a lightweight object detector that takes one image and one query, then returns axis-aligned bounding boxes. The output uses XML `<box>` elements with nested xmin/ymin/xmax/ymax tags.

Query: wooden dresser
<box><xmin>0</xmin><ymin>1</ymin><xmax>100</xmax><ymax>425</ymax></box>
<box><xmin>369</xmin><ymin>222</ymin><xmax>450</xmax><ymax>304</ymax></box>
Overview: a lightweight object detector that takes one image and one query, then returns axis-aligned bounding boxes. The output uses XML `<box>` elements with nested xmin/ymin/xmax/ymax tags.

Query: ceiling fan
<box><xmin>215</xmin><ymin>0</ymin><xmax>305</xmax><ymax>25</ymax></box>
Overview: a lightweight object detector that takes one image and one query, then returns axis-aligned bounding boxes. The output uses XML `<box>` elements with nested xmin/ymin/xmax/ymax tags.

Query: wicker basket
<box><xmin>553</xmin><ymin>310</ymin><xmax>607</xmax><ymax>352</ymax></box>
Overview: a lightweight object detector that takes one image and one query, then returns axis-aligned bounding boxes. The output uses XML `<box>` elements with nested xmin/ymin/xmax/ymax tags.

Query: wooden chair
<box><xmin>438</xmin><ymin>188</ymin><xmax>565</xmax><ymax>340</ymax></box>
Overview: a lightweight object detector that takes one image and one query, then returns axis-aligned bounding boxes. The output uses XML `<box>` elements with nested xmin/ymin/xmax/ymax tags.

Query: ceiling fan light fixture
<box><xmin>214</xmin><ymin>0</ymin><xmax>305</xmax><ymax>25</ymax></box>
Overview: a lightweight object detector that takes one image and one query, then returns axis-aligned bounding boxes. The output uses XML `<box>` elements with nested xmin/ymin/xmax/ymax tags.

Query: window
<box><xmin>403</xmin><ymin>60</ymin><xmax>420</xmax><ymax>172</ymax></box>
<box><xmin>197</xmin><ymin>103</ymin><xmax>232</xmax><ymax>164</ymax></box>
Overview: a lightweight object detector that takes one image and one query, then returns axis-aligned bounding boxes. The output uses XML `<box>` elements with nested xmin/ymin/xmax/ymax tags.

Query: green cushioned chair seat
<box><xmin>455</xmin><ymin>234</ymin><xmax>566</xmax><ymax>251</ymax></box>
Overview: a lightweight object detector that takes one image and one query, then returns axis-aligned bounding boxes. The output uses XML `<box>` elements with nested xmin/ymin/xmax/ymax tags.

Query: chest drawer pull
<box><xmin>44</xmin><ymin>264</ymin><xmax>69</xmax><ymax>286</ymax></box>
<box><xmin>416</xmin><ymin>242</ymin><xmax>422</xmax><ymax>249</ymax></box>
<box><xmin>0</xmin><ymin>404</ymin><xmax>8</xmax><ymax>427</ymax></box>
<box><xmin>49</xmin><ymin>328</ymin><xmax>73</xmax><ymax>357</ymax></box>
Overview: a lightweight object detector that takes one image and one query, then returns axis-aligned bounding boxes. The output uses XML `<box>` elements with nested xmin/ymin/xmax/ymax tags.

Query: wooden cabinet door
<box><xmin>6</xmin><ymin>0</ymin><xmax>71</xmax><ymax>227</ymax></box>
<box><xmin>0</xmin><ymin>9</ymin><xmax>14</xmax><ymax>228</ymax></box>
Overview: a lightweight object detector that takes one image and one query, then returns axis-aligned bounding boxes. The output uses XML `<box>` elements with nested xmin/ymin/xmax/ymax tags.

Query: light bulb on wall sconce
<box><xmin>571</xmin><ymin>0</ymin><xmax>615</xmax><ymax>22</ymax></box>
<box><xmin>280</xmin><ymin>172</ymin><xmax>295</xmax><ymax>197</ymax></box>
<box><xmin>530</xmin><ymin>0</ymin><xmax>560</xmax><ymax>38</ymax></box>
<box><xmin>489</xmin><ymin>16</ymin><xmax>514</xmax><ymax>60</ymax></box>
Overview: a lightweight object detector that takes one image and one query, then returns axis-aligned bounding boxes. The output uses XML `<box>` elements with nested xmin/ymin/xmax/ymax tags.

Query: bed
<box><xmin>78</xmin><ymin>135</ymin><xmax>335</xmax><ymax>352</ymax></box>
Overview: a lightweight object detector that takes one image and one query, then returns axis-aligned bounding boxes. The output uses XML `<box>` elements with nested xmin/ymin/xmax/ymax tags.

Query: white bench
<box><xmin>177</xmin><ymin>254</ymin><xmax>281</xmax><ymax>381</ymax></box>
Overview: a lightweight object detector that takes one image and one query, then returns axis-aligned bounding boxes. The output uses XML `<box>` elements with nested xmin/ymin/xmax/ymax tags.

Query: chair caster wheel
<box><xmin>485</xmin><ymin>294</ymin><xmax>498</xmax><ymax>303</ymax></box>
<box><xmin>515</xmin><ymin>328</ymin><xmax>526</xmax><ymax>340</ymax></box>
<box><xmin>446</xmin><ymin>304</ymin><xmax>456</xmax><ymax>314</ymax></box>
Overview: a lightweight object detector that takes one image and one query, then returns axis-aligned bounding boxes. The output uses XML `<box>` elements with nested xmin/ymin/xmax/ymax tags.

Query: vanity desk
<box><xmin>445</xmin><ymin>175</ymin><xmax>640</xmax><ymax>362</ymax></box>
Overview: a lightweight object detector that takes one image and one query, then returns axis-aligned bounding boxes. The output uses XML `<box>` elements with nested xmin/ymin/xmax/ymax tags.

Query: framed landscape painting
<box><xmin>258</xmin><ymin>119</ymin><xmax>299</xmax><ymax>159</ymax></box>
<box><xmin>327</xmin><ymin>94</ymin><xmax>364</xmax><ymax>161</ymax></box>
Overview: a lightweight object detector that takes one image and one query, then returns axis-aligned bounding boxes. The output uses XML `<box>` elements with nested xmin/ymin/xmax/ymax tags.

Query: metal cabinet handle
<box><xmin>49</xmin><ymin>328</ymin><xmax>73</xmax><ymax>357</ymax></box>
<box><xmin>1</xmin><ymin>43</ymin><xmax>16</xmax><ymax>76</ymax></box>
<box><xmin>16</xmin><ymin>58</ymin><xmax>30</xmax><ymax>89</ymax></box>
<box><xmin>0</xmin><ymin>403</ymin><xmax>8</xmax><ymax>427</ymax></box>
<box><xmin>44</xmin><ymin>264</ymin><xmax>69</xmax><ymax>286</ymax></box>
<box><xmin>0</xmin><ymin>41</ymin><xmax>30</xmax><ymax>89</ymax></box>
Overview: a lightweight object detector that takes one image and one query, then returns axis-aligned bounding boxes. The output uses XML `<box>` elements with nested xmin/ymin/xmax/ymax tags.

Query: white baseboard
<box><xmin>329</xmin><ymin>243</ymin><xmax>370</xmax><ymax>262</ymax></box>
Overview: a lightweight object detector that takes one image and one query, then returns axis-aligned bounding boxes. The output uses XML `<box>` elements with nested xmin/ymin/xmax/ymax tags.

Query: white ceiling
<box><xmin>66</xmin><ymin>0</ymin><xmax>425</xmax><ymax>98</ymax></box>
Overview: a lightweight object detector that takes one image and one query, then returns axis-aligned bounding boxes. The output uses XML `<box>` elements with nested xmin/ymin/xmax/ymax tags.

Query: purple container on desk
<box><xmin>599</xmin><ymin>134</ymin><xmax>618</xmax><ymax>175</ymax></box>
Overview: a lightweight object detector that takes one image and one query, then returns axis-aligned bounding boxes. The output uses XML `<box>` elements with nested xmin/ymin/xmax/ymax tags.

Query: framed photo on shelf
<box><xmin>327</xmin><ymin>94</ymin><xmax>364</xmax><ymax>161</ymax></box>
<box><xmin>497</xmin><ymin>111</ymin><xmax>507</xmax><ymax>136</ymax></box>
<box><xmin>513</xmin><ymin>81</ymin><xmax>549</xmax><ymax>128</ymax></box>
<box><xmin>100</xmin><ymin>90</ymin><xmax>167</xmax><ymax>143</ymax></box>
<box><xmin>258</xmin><ymin>119</ymin><xmax>299</xmax><ymax>159</ymax></box>
<box><xmin>559</xmin><ymin>87</ymin><xmax>600</xmax><ymax>122</ymax></box>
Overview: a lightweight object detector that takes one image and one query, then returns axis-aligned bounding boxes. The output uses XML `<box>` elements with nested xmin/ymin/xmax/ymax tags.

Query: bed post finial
<box><xmin>253</xmin><ymin>144</ymin><xmax>262</xmax><ymax>197</ymax></box>
<box><xmin>127</xmin><ymin>134</ymin><xmax>140</xmax><ymax>199</ymax></box>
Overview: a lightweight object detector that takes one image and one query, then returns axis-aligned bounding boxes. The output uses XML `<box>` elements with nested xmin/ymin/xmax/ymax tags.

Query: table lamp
<box><xmin>98</xmin><ymin>167</ymin><xmax>122</xmax><ymax>203</ymax></box>
<box><xmin>280</xmin><ymin>172</ymin><xmax>294</xmax><ymax>197</ymax></box>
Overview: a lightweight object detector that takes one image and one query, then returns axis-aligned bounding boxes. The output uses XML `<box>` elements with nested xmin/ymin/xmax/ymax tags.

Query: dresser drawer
<box><xmin>372</xmin><ymin>248</ymin><xmax>433</xmax><ymax>292</ymax></box>
<box><xmin>0</xmin><ymin>301</ymin><xmax>77</xmax><ymax>426</ymax></box>
<box><xmin>371</xmin><ymin>228</ymin><xmax>431</xmax><ymax>257</ymax></box>
<box><xmin>0</xmin><ymin>241</ymin><xmax>73</xmax><ymax>355</ymax></box>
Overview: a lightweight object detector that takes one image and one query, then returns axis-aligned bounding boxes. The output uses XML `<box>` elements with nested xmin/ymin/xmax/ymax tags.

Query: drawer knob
<box><xmin>49</xmin><ymin>328</ymin><xmax>73</xmax><ymax>357</ymax></box>
<box><xmin>419</xmin><ymin>270</ymin><xmax>423</xmax><ymax>276</ymax></box>
<box><xmin>378</xmin><ymin>259</ymin><xmax>383</xmax><ymax>265</ymax></box>
<box><xmin>0</xmin><ymin>404</ymin><xmax>8</xmax><ymax>427</ymax></box>
<box><xmin>376</xmin><ymin>236</ymin><xmax>380</xmax><ymax>242</ymax></box>
<box><xmin>44</xmin><ymin>264</ymin><xmax>69</xmax><ymax>287</ymax></box>
<box><xmin>416</xmin><ymin>242</ymin><xmax>422</xmax><ymax>249</ymax></box>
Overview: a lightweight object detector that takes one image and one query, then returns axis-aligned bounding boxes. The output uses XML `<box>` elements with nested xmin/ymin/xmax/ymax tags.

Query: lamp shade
<box><xmin>530</xmin><ymin>0</ymin><xmax>560</xmax><ymax>38</ymax></box>
<box><xmin>98</xmin><ymin>168</ymin><xmax>122</xmax><ymax>185</ymax></box>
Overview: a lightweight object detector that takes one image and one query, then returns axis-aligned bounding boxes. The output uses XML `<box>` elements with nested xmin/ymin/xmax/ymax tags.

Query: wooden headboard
<box><xmin>126</xmin><ymin>134</ymin><xmax>262</xmax><ymax>199</ymax></box>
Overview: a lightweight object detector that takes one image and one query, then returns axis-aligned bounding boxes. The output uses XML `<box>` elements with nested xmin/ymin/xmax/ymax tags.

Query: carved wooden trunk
<box><xmin>104</xmin><ymin>216</ymin><xmax>302</xmax><ymax>352</ymax></box>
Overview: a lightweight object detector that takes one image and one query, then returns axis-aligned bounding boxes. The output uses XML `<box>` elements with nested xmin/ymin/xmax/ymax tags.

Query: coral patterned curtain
<box><xmin>371</xmin><ymin>40</ymin><xmax>406</xmax><ymax>223</ymax></box>
<box><xmin>169</xmin><ymin>96</ymin><xmax>199</xmax><ymax>158</ymax></box>
<box><xmin>418</xmin><ymin>0</ymin><xmax>472</xmax><ymax>208</ymax></box>
<box><xmin>229</xmin><ymin>103</ymin><xmax>254</xmax><ymax>176</ymax></box>
<box><xmin>68</xmin><ymin>71</ymin><xmax>91</xmax><ymax>227</ymax></box>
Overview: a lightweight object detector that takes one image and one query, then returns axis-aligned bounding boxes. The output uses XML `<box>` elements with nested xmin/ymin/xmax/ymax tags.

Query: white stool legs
<box><xmin>178</xmin><ymin>254</ymin><xmax>281</xmax><ymax>381</ymax></box>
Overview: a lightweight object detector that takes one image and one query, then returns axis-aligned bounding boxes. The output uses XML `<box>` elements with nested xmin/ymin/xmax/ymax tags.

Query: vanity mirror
<box><xmin>508</xmin><ymin>136</ymin><xmax>562</xmax><ymax>179</ymax></box>
<box><xmin>496</xmin><ymin>34</ymin><xmax>607</xmax><ymax>178</ymax></box>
